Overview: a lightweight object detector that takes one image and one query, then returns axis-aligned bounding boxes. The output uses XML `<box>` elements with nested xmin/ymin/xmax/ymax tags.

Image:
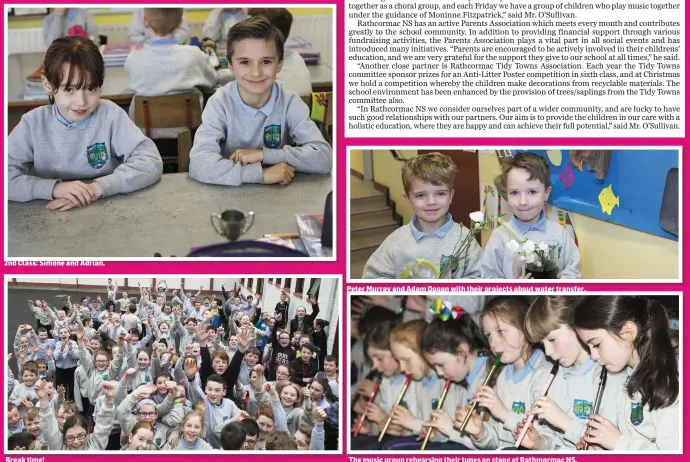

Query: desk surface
<box><xmin>8</xmin><ymin>52</ymin><xmax>333</xmax><ymax>105</ymax></box>
<box><xmin>8</xmin><ymin>173</ymin><xmax>332</xmax><ymax>258</ymax></box>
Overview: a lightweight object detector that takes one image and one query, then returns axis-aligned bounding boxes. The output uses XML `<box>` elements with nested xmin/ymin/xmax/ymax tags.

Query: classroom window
<box><xmin>294</xmin><ymin>278</ymin><xmax>305</xmax><ymax>296</ymax></box>
<box><xmin>240</xmin><ymin>278</ymin><xmax>245</xmax><ymax>286</ymax></box>
<box><xmin>268</xmin><ymin>278</ymin><xmax>274</xmax><ymax>284</ymax></box>
<box><xmin>247</xmin><ymin>278</ymin><xmax>253</xmax><ymax>290</ymax></box>
<box><xmin>284</xmin><ymin>278</ymin><xmax>291</xmax><ymax>289</ymax></box>
<box><xmin>256</xmin><ymin>279</ymin><xmax>264</xmax><ymax>296</ymax></box>
<box><xmin>276</xmin><ymin>278</ymin><xmax>282</xmax><ymax>286</ymax></box>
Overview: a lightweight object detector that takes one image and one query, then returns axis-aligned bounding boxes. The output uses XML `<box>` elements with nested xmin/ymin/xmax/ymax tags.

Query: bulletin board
<box><xmin>517</xmin><ymin>149</ymin><xmax>679</xmax><ymax>241</ymax></box>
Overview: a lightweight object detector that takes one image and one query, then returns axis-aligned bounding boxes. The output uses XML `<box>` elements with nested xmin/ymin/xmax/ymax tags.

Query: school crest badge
<box><xmin>263</xmin><ymin>124</ymin><xmax>282</xmax><ymax>148</ymax></box>
<box><xmin>630</xmin><ymin>401</ymin><xmax>644</xmax><ymax>426</ymax></box>
<box><xmin>573</xmin><ymin>399</ymin><xmax>593</xmax><ymax>419</ymax></box>
<box><xmin>87</xmin><ymin>142</ymin><xmax>108</xmax><ymax>169</ymax></box>
<box><xmin>512</xmin><ymin>401</ymin><xmax>526</xmax><ymax>414</ymax></box>
<box><xmin>431</xmin><ymin>398</ymin><xmax>439</xmax><ymax>410</ymax></box>
<box><xmin>440</xmin><ymin>255</ymin><xmax>459</xmax><ymax>275</ymax></box>
<box><xmin>155</xmin><ymin>438</ymin><xmax>162</xmax><ymax>447</ymax></box>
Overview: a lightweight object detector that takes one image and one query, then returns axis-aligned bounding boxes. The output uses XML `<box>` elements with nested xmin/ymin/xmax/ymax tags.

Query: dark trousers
<box><xmin>55</xmin><ymin>366</ymin><xmax>77</xmax><ymax>402</ymax></box>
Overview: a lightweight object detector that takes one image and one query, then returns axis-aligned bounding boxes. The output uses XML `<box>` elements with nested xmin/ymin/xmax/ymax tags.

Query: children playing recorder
<box><xmin>7</xmin><ymin>282</ymin><xmax>339</xmax><ymax>451</ymax></box>
<box><xmin>351</xmin><ymin>295</ymin><xmax>679</xmax><ymax>451</ymax></box>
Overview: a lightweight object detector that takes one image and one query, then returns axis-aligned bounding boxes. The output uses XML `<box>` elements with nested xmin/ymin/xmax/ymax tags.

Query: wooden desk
<box><xmin>7</xmin><ymin>173</ymin><xmax>332</xmax><ymax>258</ymax></box>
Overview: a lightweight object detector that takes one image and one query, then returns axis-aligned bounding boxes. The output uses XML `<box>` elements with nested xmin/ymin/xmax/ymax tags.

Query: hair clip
<box><xmin>432</xmin><ymin>299</ymin><xmax>466</xmax><ymax>321</ymax></box>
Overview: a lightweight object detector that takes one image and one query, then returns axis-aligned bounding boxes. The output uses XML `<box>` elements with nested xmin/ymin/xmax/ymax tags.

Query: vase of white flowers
<box><xmin>507</xmin><ymin>239</ymin><xmax>560</xmax><ymax>279</ymax></box>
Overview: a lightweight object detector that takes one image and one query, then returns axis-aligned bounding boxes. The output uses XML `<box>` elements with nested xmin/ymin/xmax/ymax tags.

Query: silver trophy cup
<box><xmin>210</xmin><ymin>210</ymin><xmax>255</xmax><ymax>241</ymax></box>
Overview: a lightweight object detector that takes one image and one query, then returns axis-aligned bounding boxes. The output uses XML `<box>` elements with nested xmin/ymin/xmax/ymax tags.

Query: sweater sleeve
<box><xmin>8</xmin><ymin>116</ymin><xmax>60</xmax><ymax>201</ymax></box>
<box><xmin>558</xmin><ymin>227</ymin><xmax>581</xmax><ymax>279</ymax></box>
<box><xmin>42</xmin><ymin>13</ymin><xmax>64</xmax><ymax>47</ymax></box>
<box><xmin>262</xmin><ymin>96</ymin><xmax>332</xmax><ymax>174</ymax></box>
<box><xmin>479</xmin><ymin>229</ymin><xmax>508</xmax><ymax>279</ymax></box>
<box><xmin>87</xmin><ymin>400</ymin><xmax>115</xmax><ymax>450</ymax></box>
<box><xmin>362</xmin><ymin>237</ymin><xmax>396</xmax><ymax>279</ymax></box>
<box><xmin>458</xmin><ymin>228</ymin><xmax>483</xmax><ymax>279</ymax></box>
<box><xmin>188</xmin><ymin>95</ymin><xmax>264</xmax><ymax>185</ymax></box>
<box><xmin>93</xmin><ymin>104</ymin><xmax>162</xmax><ymax>197</ymax></box>
<box><xmin>83</xmin><ymin>10</ymin><xmax>98</xmax><ymax>39</ymax></box>
<box><xmin>202</xmin><ymin>9</ymin><xmax>223</xmax><ymax>42</ymax></box>
<box><xmin>127</xmin><ymin>9</ymin><xmax>148</xmax><ymax>43</ymax></box>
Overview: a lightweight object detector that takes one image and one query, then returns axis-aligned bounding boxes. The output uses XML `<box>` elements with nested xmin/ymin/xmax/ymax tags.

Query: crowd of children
<box><xmin>362</xmin><ymin>152</ymin><xmax>581</xmax><ymax>279</ymax></box>
<box><xmin>351</xmin><ymin>295</ymin><xmax>679</xmax><ymax>451</ymax></box>
<box><xmin>7</xmin><ymin>281</ymin><xmax>339</xmax><ymax>451</ymax></box>
<box><xmin>9</xmin><ymin>7</ymin><xmax>331</xmax><ymax>210</ymax></box>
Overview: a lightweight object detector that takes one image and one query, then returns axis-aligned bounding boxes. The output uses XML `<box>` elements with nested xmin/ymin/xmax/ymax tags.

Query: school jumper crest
<box><xmin>263</xmin><ymin>125</ymin><xmax>282</xmax><ymax>148</ymax></box>
<box><xmin>87</xmin><ymin>142</ymin><xmax>109</xmax><ymax>169</ymax></box>
<box><xmin>512</xmin><ymin>401</ymin><xmax>526</xmax><ymax>414</ymax></box>
<box><xmin>630</xmin><ymin>401</ymin><xmax>644</xmax><ymax>426</ymax></box>
<box><xmin>573</xmin><ymin>399</ymin><xmax>593</xmax><ymax>419</ymax></box>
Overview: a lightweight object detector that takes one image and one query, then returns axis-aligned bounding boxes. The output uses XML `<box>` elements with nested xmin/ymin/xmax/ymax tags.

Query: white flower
<box><xmin>519</xmin><ymin>254</ymin><xmax>526</xmax><ymax>261</ymax></box>
<box><xmin>506</xmin><ymin>240</ymin><xmax>521</xmax><ymax>253</ymax></box>
<box><xmin>538</xmin><ymin>242</ymin><xmax>549</xmax><ymax>252</ymax></box>
<box><xmin>470</xmin><ymin>211</ymin><xmax>485</xmax><ymax>223</ymax></box>
<box><xmin>522</xmin><ymin>240</ymin><xmax>535</xmax><ymax>253</ymax></box>
<box><xmin>535</xmin><ymin>259</ymin><xmax>542</xmax><ymax>267</ymax></box>
<box><xmin>525</xmin><ymin>253</ymin><xmax>536</xmax><ymax>264</ymax></box>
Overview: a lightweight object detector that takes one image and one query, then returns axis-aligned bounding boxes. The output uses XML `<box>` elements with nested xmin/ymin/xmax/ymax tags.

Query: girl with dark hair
<box><xmin>455</xmin><ymin>296</ymin><xmax>552</xmax><ymax>450</ymax></box>
<box><xmin>572</xmin><ymin>296</ymin><xmax>679</xmax><ymax>450</ymax></box>
<box><xmin>418</xmin><ymin>303</ymin><xmax>491</xmax><ymax>449</ymax></box>
<box><xmin>8</xmin><ymin>35</ymin><xmax>162</xmax><ymax>209</ymax></box>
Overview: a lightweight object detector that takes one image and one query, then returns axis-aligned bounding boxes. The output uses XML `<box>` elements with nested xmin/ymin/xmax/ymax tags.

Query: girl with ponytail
<box><xmin>572</xmin><ymin>296</ymin><xmax>679</xmax><ymax>450</ymax></box>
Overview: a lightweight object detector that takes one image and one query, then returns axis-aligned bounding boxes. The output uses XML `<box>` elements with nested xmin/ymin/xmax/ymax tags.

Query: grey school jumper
<box><xmin>363</xmin><ymin>216</ymin><xmax>483</xmax><ymax>279</ymax></box>
<box><xmin>8</xmin><ymin>100</ymin><xmax>162</xmax><ymax>202</ymax></box>
<box><xmin>188</xmin><ymin>81</ymin><xmax>332</xmax><ymax>186</ymax></box>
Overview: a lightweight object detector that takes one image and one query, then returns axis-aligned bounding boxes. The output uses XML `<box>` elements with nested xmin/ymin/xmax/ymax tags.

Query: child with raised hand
<box><xmin>480</xmin><ymin>152</ymin><xmax>580</xmax><ymax>279</ymax></box>
<box><xmin>308</xmin><ymin>378</ymin><xmax>336</xmax><ymax>411</ymax></box>
<box><xmin>75</xmin><ymin>326</ymin><xmax>124</xmax><ymax>417</ymax></box>
<box><xmin>183</xmin><ymin>358</ymin><xmax>241</xmax><ymax>448</ymax></box>
<box><xmin>53</xmin><ymin>327</ymin><xmax>79</xmax><ymax>402</ymax></box>
<box><xmin>516</xmin><ymin>295</ymin><xmax>625</xmax><ymax>450</ymax></box>
<box><xmin>8</xmin><ymin>36</ymin><xmax>162</xmax><ymax>210</ymax></box>
<box><xmin>454</xmin><ymin>296</ymin><xmax>553</xmax><ymax>450</ymax></box>
<box><xmin>188</xmin><ymin>16</ymin><xmax>332</xmax><ymax>186</ymax></box>
<box><xmin>417</xmin><ymin>305</ymin><xmax>491</xmax><ymax>450</ymax></box>
<box><xmin>363</xmin><ymin>152</ymin><xmax>483</xmax><ymax>279</ymax></box>
<box><xmin>9</xmin><ymin>362</ymin><xmax>39</xmax><ymax>417</ymax></box>
<box><xmin>275</xmin><ymin>381</ymin><xmax>311</xmax><ymax>435</ymax></box>
<box><xmin>28</xmin><ymin>300</ymin><xmax>56</xmax><ymax>332</ymax></box>
<box><xmin>117</xmin><ymin>380</ymin><xmax>182</xmax><ymax>450</ymax></box>
<box><xmin>39</xmin><ymin>378</ymin><xmax>116</xmax><ymax>450</ymax></box>
<box><xmin>572</xmin><ymin>296</ymin><xmax>679</xmax><ymax>450</ymax></box>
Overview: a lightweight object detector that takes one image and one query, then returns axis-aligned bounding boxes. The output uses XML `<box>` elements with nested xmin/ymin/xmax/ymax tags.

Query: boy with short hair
<box><xmin>189</xmin><ymin>16</ymin><xmax>332</xmax><ymax>186</ymax></box>
<box><xmin>9</xmin><ymin>363</ymin><xmax>39</xmax><ymax>415</ymax></box>
<box><xmin>128</xmin><ymin>8</ymin><xmax>189</xmax><ymax>44</ymax></box>
<box><xmin>22</xmin><ymin>407</ymin><xmax>46</xmax><ymax>449</ymax></box>
<box><xmin>363</xmin><ymin>152</ymin><xmax>483</xmax><ymax>279</ymax></box>
<box><xmin>291</xmin><ymin>344</ymin><xmax>318</xmax><ymax>386</ymax></box>
<box><xmin>125</xmin><ymin>8</ymin><xmax>216</xmax><ymax>138</ymax></box>
<box><xmin>480</xmin><ymin>152</ymin><xmax>581</xmax><ymax>279</ymax></box>
<box><xmin>248</xmin><ymin>8</ymin><xmax>312</xmax><ymax>96</ymax></box>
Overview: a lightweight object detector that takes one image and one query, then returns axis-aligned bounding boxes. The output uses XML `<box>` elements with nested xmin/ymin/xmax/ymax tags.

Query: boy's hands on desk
<box><xmin>263</xmin><ymin>163</ymin><xmax>295</xmax><ymax>185</ymax></box>
<box><xmin>230</xmin><ymin>149</ymin><xmax>263</xmax><ymax>165</ymax></box>
<box><xmin>48</xmin><ymin>181</ymin><xmax>103</xmax><ymax>212</ymax></box>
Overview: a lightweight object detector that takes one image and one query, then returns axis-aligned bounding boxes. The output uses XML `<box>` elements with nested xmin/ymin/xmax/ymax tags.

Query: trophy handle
<box><xmin>210</xmin><ymin>214</ymin><xmax>224</xmax><ymax>237</ymax></box>
<box><xmin>243</xmin><ymin>211</ymin><xmax>255</xmax><ymax>234</ymax></box>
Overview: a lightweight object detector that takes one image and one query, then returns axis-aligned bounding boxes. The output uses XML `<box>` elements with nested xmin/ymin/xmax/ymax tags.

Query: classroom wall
<box><xmin>370</xmin><ymin>150</ymin><xmax>418</xmax><ymax>223</ymax></box>
<box><xmin>478</xmin><ymin>154</ymin><xmax>679</xmax><ymax>279</ymax></box>
<box><xmin>351</xmin><ymin>150</ymin><xmax>364</xmax><ymax>175</ymax></box>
